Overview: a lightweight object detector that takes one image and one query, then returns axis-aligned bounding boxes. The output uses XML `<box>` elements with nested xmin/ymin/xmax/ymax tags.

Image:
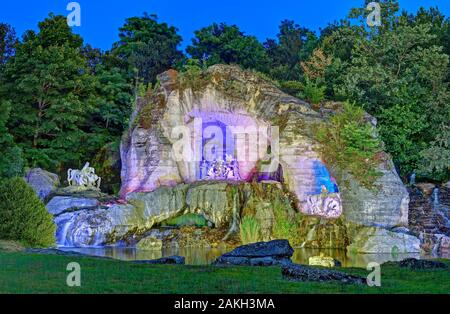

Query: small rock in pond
<box><xmin>308</xmin><ymin>254</ymin><xmax>340</xmax><ymax>268</ymax></box>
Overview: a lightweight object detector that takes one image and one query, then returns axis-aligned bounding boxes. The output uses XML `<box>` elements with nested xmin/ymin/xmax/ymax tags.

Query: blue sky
<box><xmin>1</xmin><ymin>0</ymin><xmax>449</xmax><ymax>51</ymax></box>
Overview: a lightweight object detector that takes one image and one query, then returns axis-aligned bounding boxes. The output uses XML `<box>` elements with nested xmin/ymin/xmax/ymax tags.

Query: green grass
<box><xmin>0</xmin><ymin>252</ymin><xmax>449</xmax><ymax>294</ymax></box>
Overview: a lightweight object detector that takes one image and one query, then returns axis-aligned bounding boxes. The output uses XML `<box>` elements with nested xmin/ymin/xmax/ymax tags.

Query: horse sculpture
<box><xmin>67</xmin><ymin>162</ymin><xmax>101</xmax><ymax>189</ymax></box>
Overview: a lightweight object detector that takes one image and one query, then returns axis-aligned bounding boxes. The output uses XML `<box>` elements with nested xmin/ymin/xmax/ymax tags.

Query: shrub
<box><xmin>315</xmin><ymin>101</ymin><xmax>383</xmax><ymax>188</ymax></box>
<box><xmin>178</xmin><ymin>58</ymin><xmax>210</xmax><ymax>91</ymax></box>
<box><xmin>240</xmin><ymin>216</ymin><xmax>261</xmax><ymax>245</ymax></box>
<box><xmin>298</xmin><ymin>78</ymin><xmax>326</xmax><ymax>105</ymax></box>
<box><xmin>0</xmin><ymin>177</ymin><xmax>56</xmax><ymax>248</ymax></box>
<box><xmin>417</xmin><ymin>123</ymin><xmax>450</xmax><ymax>182</ymax></box>
<box><xmin>279</xmin><ymin>80</ymin><xmax>303</xmax><ymax>96</ymax></box>
<box><xmin>162</xmin><ymin>214</ymin><xmax>209</xmax><ymax>227</ymax></box>
<box><xmin>271</xmin><ymin>197</ymin><xmax>297</xmax><ymax>245</ymax></box>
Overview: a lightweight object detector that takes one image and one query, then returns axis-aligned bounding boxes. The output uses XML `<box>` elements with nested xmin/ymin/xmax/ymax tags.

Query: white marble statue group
<box><xmin>67</xmin><ymin>162</ymin><xmax>101</xmax><ymax>189</ymax></box>
<box><xmin>201</xmin><ymin>154</ymin><xmax>241</xmax><ymax>180</ymax></box>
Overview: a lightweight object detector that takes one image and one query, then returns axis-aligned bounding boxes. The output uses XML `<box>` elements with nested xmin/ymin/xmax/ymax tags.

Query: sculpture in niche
<box><xmin>67</xmin><ymin>162</ymin><xmax>101</xmax><ymax>189</ymax></box>
<box><xmin>201</xmin><ymin>154</ymin><xmax>241</xmax><ymax>181</ymax></box>
<box><xmin>300</xmin><ymin>160</ymin><xmax>343</xmax><ymax>219</ymax></box>
<box><xmin>304</xmin><ymin>187</ymin><xmax>342</xmax><ymax>218</ymax></box>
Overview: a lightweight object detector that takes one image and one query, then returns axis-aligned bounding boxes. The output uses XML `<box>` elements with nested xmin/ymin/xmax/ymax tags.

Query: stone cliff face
<box><xmin>40</xmin><ymin>65</ymin><xmax>418</xmax><ymax>253</ymax></box>
<box><xmin>120</xmin><ymin>65</ymin><xmax>408</xmax><ymax>228</ymax></box>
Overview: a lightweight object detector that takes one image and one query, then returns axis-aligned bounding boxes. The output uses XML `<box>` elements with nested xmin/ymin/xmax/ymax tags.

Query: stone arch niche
<box><xmin>120</xmin><ymin>65</ymin><xmax>409</xmax><ymax>224</ymax></box>
<box><xmin>178</xmin><ymin>109</ymin><xmax>275</xmax><ymax>183</ymax></box>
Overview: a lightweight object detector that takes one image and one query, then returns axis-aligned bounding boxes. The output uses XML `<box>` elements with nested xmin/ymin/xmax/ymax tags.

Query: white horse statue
<box><xmin>68</xmin><ymin>162</ymin><xmax>101</xmax><ymax>189</ymax></box>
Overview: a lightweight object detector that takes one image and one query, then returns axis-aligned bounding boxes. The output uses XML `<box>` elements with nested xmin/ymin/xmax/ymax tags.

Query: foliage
<box><xmin>315</xmin><ymin>102</ymin><xmax>383</xmax><ymax>188</ymax></box>
<box><xmin>187</xmin><ymin>23</ymin><xmax>269</xmax><ymax>72</ymax></box>
<box><xmin>278</xmin><ymin>80</ymin><xmax>304</xmax><ymax>96</ymax></box>
<box><xmin>161</xmin><ymin>214</ymin><xmax>210</xmax><ymax>228</ymax></box>
<box><xmin>300</xmin><ymin>48</ymin><xmax>332</xmax><ymax>81</ymax></box>
<box><xmin>0</xmin><ymin>177</ymin><xmax>56</xmax><ymax>248</ymax></box>
<box><xmin>0</xmin><ymin>14</ymin><xmax>133</xmax><ymax>178</ymax></box>
<box><xmin>327</xmin><ymin>1</ymin><xmax>450</xmax><ymax>180</ymax></box>
<box><xmin>1</xmin><ymin>15</ymin><xmax>95</xmax><ymax>172</ymax></box>
<box><xmin>418</xmin><ymin>123</ymin><xmax>450</xmax><ymax>181</ymax></box>
<box><xmin>264</xmin><ymin>20</ymin><xmax>318</xmax><ymax>81</ymax></box>
<box><xmin>112</xmin><ymin>13</ymin><xmax>183</xmax><ymax>85</ymax></box>
<box><xmin>271</xmin><ymin>197</ymin><xmax>297</xmax><ymax>245</ymax></box>
<box><xmin>0</xmin><ymin>23</ymin><xmax>17</xmax><ymax>66</ymax></box>
<box><xmin>178</xmin><ymin>58</ymin><xmax>211</xmax><ymax>91</ymax></box>
<box><xmin>298</xmin><ymin>78</ymin><xmax>326</xmax><ymax>105</ymax></box>
<box><xmin>0</xmin><ymin>101</ymin><xmax>23</xmax><ymax>178</ymax></box>
<box><xmin>240</xmin><ymin>216</ymin><xmax>261</xmax><ymax>245</ymax></box>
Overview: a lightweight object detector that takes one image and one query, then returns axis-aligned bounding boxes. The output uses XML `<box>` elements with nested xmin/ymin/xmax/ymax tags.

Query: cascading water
<box><xmin>54</xmin><ymin>209</ymin><xmax>114</xmax><ymax>247</ymax></box>
<box><xmin>432</xmin><ymin>187</ymin><xmax>450</xmax><ymax>228</ymax></box>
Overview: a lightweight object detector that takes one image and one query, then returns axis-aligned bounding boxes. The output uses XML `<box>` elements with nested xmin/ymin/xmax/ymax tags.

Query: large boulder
<box><xmin>347</xmin><ymin>227</ymin><xmax>421</xmax><ymax>254</ymax></box>
<box><xmin>46</xmin><ymin>196</ymin><xmax>99</xmax><ymax>216</ymax></box>
<box><xmin>136</xmin><ymin>237</ymin><xmax>163</xmax><ymax>251</ymax></box>
<box><xmin>126</xmin><ymin>182</ymin><xmax>243</xmax><ymax>229</ymax></box>
<box><xmin>119</xmin><ymin>64</ymin><xmax>409</xmax><ymax>229</ymax></box>
<box><xmin>213</xmin><ymin>240</ymin><xmax>294</xmax><ymax>266</ymax></box>
<box><xmin>282</xmin><ymin>263</ymin><xmax>365</xmax><ymax>284</ymax></box>
<box><xmin>53</xmin><ymin>203</ymin><xmax>136</xmax><ymax>247</ymax></box>
<box><xmin>339</xmin><ymin>160</ymin><xmax>410</xmax><ymax>228</ymax></box>
<box><xmin>24</xmin><ymin>168</ymin><xmax>59</xmax><ymax>200</ymax></box>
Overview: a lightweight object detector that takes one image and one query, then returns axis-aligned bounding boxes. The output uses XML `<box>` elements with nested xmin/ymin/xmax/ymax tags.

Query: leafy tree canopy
<box><xmin>187</xmin><ymin>23</ymin><xmax>269</xmax><ymax>72</ymax></box>
<box><xmin>112</xmin><ymin>13</ymin><xmax>184</xmax><ymax>84</ymax></box>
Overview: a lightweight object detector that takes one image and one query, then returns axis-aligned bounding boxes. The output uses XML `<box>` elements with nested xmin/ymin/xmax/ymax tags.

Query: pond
<box><xmin>58</xmin><ymin>246</ymin><xmax>437</xmax><ymax>268</ymax></box>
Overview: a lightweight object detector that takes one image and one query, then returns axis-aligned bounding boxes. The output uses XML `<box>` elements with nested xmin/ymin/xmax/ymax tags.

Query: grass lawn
<box><xmin>0</xmin><ymin>252</ymin><xmax>449</xmax><ymax>294</ymax></box>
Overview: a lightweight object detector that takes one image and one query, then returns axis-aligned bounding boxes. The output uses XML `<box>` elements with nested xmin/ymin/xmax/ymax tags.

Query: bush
<box><xmin>298</xmin><ymin>78</ymin><xmax>326</xmax><ymax>105</ymax></box>
<box><xmin>271</xmin><ymin>197</ymin><xmax>297</xmax><ymax>245</ymax></box>
<box><xmin>417</xmin><ymin>123</ymin><xmax>450</xmax><ymax>182</ymax></box>
<box><xmin>240</xmin><ymin>216</ymin><xmax>261</xmax><ymax>245</ymax></box>
<box><xmin>315</xmin><ymin>101</ymin><xmax>383</xmax><ymax>188</ymax></box>
<box><xmin>0</xmin><ymin>177</ymin><xmax>56</xmax><ymax>247</ymax></box>
<box><xmin>178</xmin><ymin>58</ymin><xmax>210</xmax><ymax>91</ymax></box>
<box><xmin>279</xmin><ymin>80</ymin><xmax>304</xmax><ymax>96</ymax></box>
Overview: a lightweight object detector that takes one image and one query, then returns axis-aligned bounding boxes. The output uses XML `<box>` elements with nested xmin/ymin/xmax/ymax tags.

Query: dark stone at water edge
<box><xmin>281</xmin><ymin>264</ymin><xmax>366</xmax><ymax>285</ymax></box>
<box><xmin>213</xmin><ymin>240</ymin><xmax>294</xmax><ymax>266</ymax></box>
<box><xmin>383</xmin><ymin>258</ymin><xmax>448</xmax><ymax>269</ymax></box>
<box><xmin>133</xmin><ymin>256</ymin><xmax>185</xmax><ymax>265</ymax></box>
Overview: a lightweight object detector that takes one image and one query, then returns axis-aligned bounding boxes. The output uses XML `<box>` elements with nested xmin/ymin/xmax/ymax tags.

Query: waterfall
<box><xmin>54</xmin><ymin>209</ymin><xmax>113</xmax><ymax>248</ymax></box>
<box><xmin>433</xmin><ymin>188</ymin><xmax>440</xmax><ymax>208</ymax></box>
<box><xmin>56</xmin><ymin>218</ymin><xmax>73</xmax><ymax>247</ymax></box>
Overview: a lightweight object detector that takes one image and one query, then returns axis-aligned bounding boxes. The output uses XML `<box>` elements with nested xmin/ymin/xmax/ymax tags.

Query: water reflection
<box><xmin>59</xmin><ymin>246</ymin><xmax>431</xmax><ymax>268</ymax></box>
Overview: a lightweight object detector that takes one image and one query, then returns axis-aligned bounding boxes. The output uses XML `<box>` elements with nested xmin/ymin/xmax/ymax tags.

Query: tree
<box><xmin>264</xmin><ymin>20</ymin><xmax>318</xmax><ymax>81</ymax></box>
<box><xmin>418</xmin><ymin>123</ymin><xmax>450</xmax><ymax>181</ymax></box>
<box><xmin>1</xmin><ymin>14</ymin><xmax>96</xmax><ymax>172</ymax></box>
<box><xmin>112</xmin><ymin>13</ymin><xmax>183</xmax><ymax>85</ymax></box>
<box><xmin>0</xmin><ymin>101</ymin><xmax>23</xmax><ymax>178</ymax></box>
<box><xmin>0</xmin><ymin>23</ymin><xmax>17</xmax><ymax>66</ymax></box>
<box><xmin>187</xmin><ymin>23</ymin><xmax>269</xmax><ymax>72</ymax></box>
<box><xmin>323</xmin><ymin>1</ymin><xmax>450</xmax><ymax>178</ymax></box>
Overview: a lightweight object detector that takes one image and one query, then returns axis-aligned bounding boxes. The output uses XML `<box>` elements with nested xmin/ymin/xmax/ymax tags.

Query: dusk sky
<box><xmin>1</xmin><ymin>0</ymin><xmax>449</xmax><ymax>51</ymax></box>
